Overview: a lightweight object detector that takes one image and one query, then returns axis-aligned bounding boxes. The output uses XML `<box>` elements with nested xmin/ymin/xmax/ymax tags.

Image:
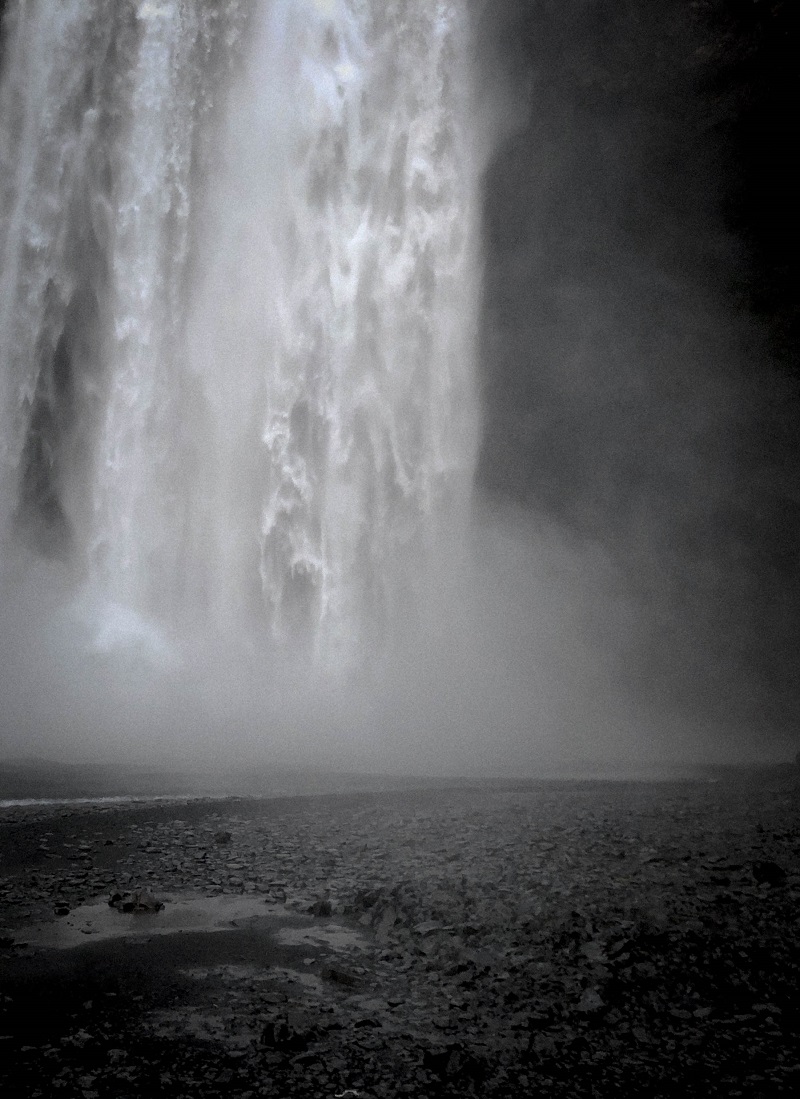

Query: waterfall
<box><xmin>0</xmin><ymin>0</ymin><xmax>480</xmax><ymax>684</ymax></box>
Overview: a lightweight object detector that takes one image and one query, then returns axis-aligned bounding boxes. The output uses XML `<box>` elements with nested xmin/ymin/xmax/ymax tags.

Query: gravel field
<box><xmin>1</xmin><ymin>775</ymin><xmax>799</xmax><ymax>1097</ymax></box>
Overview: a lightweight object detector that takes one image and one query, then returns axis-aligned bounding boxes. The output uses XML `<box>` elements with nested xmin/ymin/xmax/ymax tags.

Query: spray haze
<box><xmin>0</xmin><ymin>0</ymin><xmax>796</xmax><ymax>780</ymax></box>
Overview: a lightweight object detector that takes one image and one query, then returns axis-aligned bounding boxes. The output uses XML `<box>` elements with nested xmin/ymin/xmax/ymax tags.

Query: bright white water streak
<box><xmin>0</xmin><ymin>0</ymin><xmax>481</xmax><ymax>674</ymax></box>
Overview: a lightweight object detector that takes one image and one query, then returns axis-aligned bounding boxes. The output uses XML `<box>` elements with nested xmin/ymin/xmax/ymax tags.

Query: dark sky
<box><xmin>476</xmin><ymin>0</ymin><xmax>799</xmax><ymax>750</ymax></box>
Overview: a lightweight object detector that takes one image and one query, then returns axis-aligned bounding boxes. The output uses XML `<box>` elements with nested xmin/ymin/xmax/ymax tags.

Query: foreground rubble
<box><xmin>1</xmin><ymin>775</ymin><xmax>799</xmax><ymax>1096</ymax></box>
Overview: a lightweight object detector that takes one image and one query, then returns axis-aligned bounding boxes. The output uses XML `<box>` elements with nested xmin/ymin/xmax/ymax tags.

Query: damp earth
<box><xmin>1</xmin><ymin>777</ymin><xmax>800</xmax><ymax>1097</ymax></box>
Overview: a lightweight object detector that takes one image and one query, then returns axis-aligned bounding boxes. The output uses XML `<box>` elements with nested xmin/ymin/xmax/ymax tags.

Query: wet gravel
<box><xmin>1</xmin><ymin>776</ymin><xmax>799</xmax><ymax>1097</ymax></box>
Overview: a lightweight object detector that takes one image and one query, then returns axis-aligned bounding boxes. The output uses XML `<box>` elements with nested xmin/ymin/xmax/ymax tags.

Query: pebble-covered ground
<box><xmin>1</xmin><ymin>775</ymin><xmax>799</xmax><ymax>1097</ymax></box>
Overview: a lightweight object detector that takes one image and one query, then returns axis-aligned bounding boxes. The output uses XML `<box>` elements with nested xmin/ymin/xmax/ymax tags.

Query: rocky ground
<box><xmin>1</xmin><ymin>774</ymin><xmax>799</xmax><ymax>1097</ymax></box>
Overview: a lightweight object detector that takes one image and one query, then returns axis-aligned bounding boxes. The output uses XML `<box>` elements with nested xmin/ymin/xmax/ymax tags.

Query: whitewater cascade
<box><xmin>0</xmin><ymin>0</ymin><xmax>480</xmax><ymax>675</ymax></box>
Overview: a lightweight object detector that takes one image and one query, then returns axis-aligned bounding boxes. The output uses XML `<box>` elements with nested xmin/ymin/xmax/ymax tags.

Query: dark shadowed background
<box><xmin>474</xmin><ymin>0</ymin><xmax>798</xmax><ymax>752</ymax></box>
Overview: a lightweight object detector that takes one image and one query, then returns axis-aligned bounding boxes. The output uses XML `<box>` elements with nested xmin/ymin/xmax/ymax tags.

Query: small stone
<box><xmin>576</xmin><ymin>988</ymin><xmax>605</xmax><ymax>1015</ymax></box>
<box><xmin>309</xmin><ymin>898</ymin><xmax>332</xmax><ymax>917</ymax></box>
<box><xmin>752</xmin><ymin>861</ymin><xmax>786</xmax><ymax>887</ymax></box>
<box><xmin>376</xmin><ymin>906</ymin><xmax>398</xmax><ymax>942</ymax></box>
<box><xmin>321</xmin><ymin>965</ymin><xmax>357</xmax><ymax>988</ymax></box>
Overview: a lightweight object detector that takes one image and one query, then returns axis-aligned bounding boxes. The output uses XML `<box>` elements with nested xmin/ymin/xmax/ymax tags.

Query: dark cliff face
<box><xmin>0</xmin><ymin>2</ymin><xmax>10</xmax><ymax>74</ymax></box>
<box><xmin>476</xmin><ymin>0</ymin><xmax>799</xmax><ymax>731</ymax></box>
<box><xmin>703</xmin><ymin>0</ymin><xmax>797</xmax><ymax>360</ymax></box>
<box><xmin>479</xmin><ymin>0</ymin><xmax>797</xmax><ymax>506</ymax></box>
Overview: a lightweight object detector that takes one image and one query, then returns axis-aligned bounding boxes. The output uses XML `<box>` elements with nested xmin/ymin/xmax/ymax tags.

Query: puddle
<box><xmin>17</xmin><ymin>893</ymin><xmax>366</xmax><ymax>953</ymax></box>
